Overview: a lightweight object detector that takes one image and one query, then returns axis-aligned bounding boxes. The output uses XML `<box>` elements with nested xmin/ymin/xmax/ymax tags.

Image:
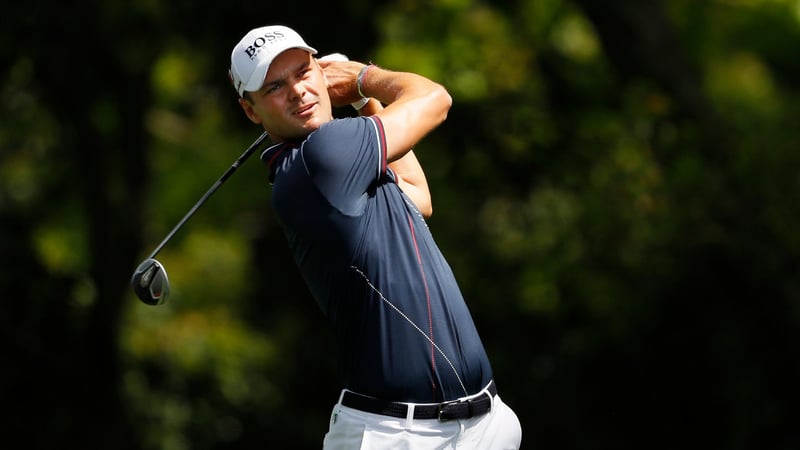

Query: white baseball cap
<box><xmin>229</xmin><ymin>25</ymin><xmax>317</xmax><ymax>97</ymax></box>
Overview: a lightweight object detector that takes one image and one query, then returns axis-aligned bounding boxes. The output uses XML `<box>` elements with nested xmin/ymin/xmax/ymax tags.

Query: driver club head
<box><xmin>131</xmin><ymin>258</ymin><xmax>170</xmax><ymax>305</ymax></box>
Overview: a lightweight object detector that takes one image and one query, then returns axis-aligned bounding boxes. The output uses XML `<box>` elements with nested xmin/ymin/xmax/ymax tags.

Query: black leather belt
<box><xmin>341</xmin><ymin>380</ymin><xmax>496</xmax><ymax>422</ymax></box>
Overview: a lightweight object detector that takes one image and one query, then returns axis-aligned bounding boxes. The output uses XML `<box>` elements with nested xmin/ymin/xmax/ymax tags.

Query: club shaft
<box><xmin>146</xmin><ymin>131</ymin><xmax>270</xmax><ymax>260</ymax></box>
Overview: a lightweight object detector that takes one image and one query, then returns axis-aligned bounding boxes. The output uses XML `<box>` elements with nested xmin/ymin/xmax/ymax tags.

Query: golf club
<box><xmin>131</xmin><ymin>130</ymin><xmax>270</xmax><ymax>305</ymax></box>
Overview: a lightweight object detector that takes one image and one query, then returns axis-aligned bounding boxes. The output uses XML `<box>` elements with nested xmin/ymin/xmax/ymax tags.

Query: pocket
<box><xmin>323</xmin><ymin>407</ymin><xmax>369</xmax><ymax>450</ymax></box>
<box><xmin>361</xmin><ymin>427</ymin><xmax>414</xmax><ymax>450</ymax></box>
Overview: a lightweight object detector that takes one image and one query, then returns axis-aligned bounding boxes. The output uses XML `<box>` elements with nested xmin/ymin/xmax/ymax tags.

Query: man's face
<box><xmin>239</xmin><ymin>48</ymin><xmax>333</xmax><ymax>141</ymax></box>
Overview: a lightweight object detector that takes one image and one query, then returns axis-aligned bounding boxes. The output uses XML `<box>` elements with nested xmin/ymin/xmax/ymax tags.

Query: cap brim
<box><xmin>242</xmin><ymin>45</ymin><xmax>318</xmax><ymax>94</ymax></box>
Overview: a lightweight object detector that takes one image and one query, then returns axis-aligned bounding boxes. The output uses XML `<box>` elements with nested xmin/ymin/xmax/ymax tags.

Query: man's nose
<box><xmin>288</xmin><ymin>79</ymin><xmax>306</xmax><ymax>99</ymax></box>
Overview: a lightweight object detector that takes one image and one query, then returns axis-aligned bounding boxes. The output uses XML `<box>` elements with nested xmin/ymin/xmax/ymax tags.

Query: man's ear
<box><xmin>238</xmin><ymin>96</ymin><xmax>262</xmax><ymax>124</ymax></box>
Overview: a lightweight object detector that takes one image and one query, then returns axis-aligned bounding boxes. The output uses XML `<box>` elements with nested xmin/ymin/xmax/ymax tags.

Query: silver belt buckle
<box><xmin>437</xmin><ymin>400</ymin><xmax>460</xmax><ymax>422</ymax></box>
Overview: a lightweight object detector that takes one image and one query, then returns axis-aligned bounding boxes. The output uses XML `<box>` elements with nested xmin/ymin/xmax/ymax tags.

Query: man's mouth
<box><xmin>295</xmin><ymin>103</ymin><xmax>316</xmax><ymax>115</ymax></box>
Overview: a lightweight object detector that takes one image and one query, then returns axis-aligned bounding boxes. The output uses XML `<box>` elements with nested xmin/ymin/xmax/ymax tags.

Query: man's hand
<box><xmin>317</xmin><ymin>54</ymin><xmax>367</xmax><ymax>108</ymax></box>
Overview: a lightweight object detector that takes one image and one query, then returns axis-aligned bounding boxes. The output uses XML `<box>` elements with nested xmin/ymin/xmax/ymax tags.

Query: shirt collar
<box><xmin>260</xmin><ymin>140</ymin><xmax>301</xmax><ymax>184</ymax></box>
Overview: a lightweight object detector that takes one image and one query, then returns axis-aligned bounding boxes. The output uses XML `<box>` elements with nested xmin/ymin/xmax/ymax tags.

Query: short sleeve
<box><xmin>300</xmin><ymin>116</ymin><xmax>388</xmax><ymax>216</ymax></box>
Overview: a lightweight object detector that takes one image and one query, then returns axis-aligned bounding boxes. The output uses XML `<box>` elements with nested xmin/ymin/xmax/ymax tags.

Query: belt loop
<box><xmin>487</xmin><ymin>381</ymin><xmax>495</xmax><ymax>411</ymax></box>
<box><xmin>405</xmin><ymin>403</ymin><xmax>415</xmax><ymax>428</ymax></box>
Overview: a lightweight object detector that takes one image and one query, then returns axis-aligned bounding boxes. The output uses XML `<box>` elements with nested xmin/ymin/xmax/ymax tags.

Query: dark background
<box><xmin>2</xmin><ymin>0</ymin><xmax>800</xmax><ymax>448</ymax></box>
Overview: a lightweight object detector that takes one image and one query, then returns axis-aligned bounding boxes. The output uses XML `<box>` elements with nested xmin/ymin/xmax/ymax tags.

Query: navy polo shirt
<box><xmin>261</xmin><ymin>116</ymin><xmax>492</xmax><ymax>403</ymax></box>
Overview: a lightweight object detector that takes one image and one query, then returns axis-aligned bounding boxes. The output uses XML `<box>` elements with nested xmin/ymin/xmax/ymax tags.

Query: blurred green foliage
<box><xmin>3</xmin><ymin>0</ymin><xmax>800</xmax><ymax>449</ymax></box>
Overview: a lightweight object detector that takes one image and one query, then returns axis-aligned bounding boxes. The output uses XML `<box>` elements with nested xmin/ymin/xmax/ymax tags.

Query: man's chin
<box><xmin>282</xmin><ymin>125</ymin><xmax>319</xmax><ymax>141</ymax></box>
<box><xmin>301</xmin><ymin>117</ymin><xmax>329</xmax><ymax>133</ymax></box>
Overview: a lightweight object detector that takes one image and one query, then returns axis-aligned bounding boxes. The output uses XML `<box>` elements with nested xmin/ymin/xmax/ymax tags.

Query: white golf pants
<box><xmin>322</xmin><ymin>389</ymin><xmax>522</xmax><ymax>449</ymax></box>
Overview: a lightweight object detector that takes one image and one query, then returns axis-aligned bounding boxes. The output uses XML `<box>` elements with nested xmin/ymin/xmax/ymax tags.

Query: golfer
<box><xmin>229</xmin><ymin>24</ymin><xmax>522</xmax><ymax>449</ymax></box>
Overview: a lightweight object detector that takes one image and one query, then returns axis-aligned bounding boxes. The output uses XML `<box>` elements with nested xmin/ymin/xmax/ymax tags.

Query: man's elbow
<box><xmin>420</xmin><ymin>202</ymin><xmax>433</xmax><ymax>219</ymax></box>
<box><xmin>433</xmin><ymin>84</ymin><xmax>453</xmax><ymax>123</ymax></box>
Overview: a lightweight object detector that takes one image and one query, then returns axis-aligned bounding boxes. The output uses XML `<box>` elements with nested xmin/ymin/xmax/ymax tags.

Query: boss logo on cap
<box><xmin>244</xmin><ymin>31</ymin><xmax>287</xmax><ymax>59</ymax></box>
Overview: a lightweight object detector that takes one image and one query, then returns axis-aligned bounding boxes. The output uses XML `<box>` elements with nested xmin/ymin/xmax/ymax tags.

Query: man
<box><xmin>229</xmin><ymin>25</ymin><xmax>522</xmax><ymax>449</ymax></box>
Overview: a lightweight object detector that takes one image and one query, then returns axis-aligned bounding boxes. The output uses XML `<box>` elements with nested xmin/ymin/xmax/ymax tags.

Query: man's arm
<box><xmin>357</xmin><ymin>98</ymin><xmax>432</xmax><ymax>217</ymax></box>
<box><xmin>319</xmin><ymin>60</ymin><xmax>452</xmax><ymax>164</ymax></box>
